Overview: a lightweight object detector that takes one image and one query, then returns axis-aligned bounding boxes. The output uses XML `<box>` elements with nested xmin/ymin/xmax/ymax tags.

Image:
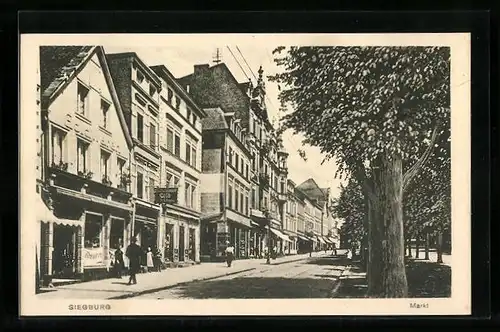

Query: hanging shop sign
<box><xmin>83</xmin><ymin>247</ymin><xmax>105</xmax><ymax>268</ymax></box>
<box><xmin>155</xmin><ymin>187</ymin><xmax>178</xmax><ymax>205</ymax></box>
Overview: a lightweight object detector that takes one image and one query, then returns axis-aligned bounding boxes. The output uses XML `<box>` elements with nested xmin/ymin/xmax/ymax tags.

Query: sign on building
<box><xmin>155</xmin><ymin>187</ymin><xmax>178</xmax><ymax>205</ymax></box>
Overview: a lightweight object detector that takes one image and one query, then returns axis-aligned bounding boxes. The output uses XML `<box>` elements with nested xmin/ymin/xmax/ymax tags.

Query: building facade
<box><xmin>198</xmin><ymin>107</ymin><xmax>253</xmax><ymax>261</ymax></box>
<box><xmin>150</xmin><ymin>64</ymin><xmax>205</xmax><ymax>265</ymax></box>
<box><xmin>38</xmin><ymin>46</ymin><xmax>135</xmax><ymax>283</ymax></box>
<box><xmin>106</xmin><ymin>52</ymin><xmax>163</xmax><ymax>261</ymax></box>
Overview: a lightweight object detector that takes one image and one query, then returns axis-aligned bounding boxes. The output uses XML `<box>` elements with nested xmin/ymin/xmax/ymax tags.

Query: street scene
<box><xmin>31</xmin><ymin>36</ymin><xmax>452</xmax><ymax>301</ymax></box>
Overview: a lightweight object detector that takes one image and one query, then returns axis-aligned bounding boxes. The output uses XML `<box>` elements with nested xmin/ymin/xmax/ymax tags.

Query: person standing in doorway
<box><xmin>225</xmin><ymin>241</ymin><xmax>235</xmax><ymax>267</ymax></box>
<box><xmin>126</xmin><ymin>237</ymin><xmax>141</xmax><ymax>285</ymax></box>
<box><xmin>146</xmin><ymin>247</ymin><xmax>154</xmax><ymax>272</ymax></box>
<box><xmin>114</xmin><ymin>246</ymin><xmax>124</xmax><ymax>278</ymax></box>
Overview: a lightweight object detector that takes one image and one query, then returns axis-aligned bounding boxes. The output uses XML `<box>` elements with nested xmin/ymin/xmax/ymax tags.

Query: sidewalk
<box><xmin>37</xmin><ymin>252</ymin><xmax>326</xmax><ymax>300</ymax></box>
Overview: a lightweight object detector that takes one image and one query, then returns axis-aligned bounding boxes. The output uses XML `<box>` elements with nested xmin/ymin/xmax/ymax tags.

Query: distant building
<box><xmin>37</xmin><ymin>46</ymin><xmax>134</xmax><ymax>284</ymax></box>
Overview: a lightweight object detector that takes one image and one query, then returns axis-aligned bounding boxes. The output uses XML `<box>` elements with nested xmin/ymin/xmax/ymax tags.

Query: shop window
<box><xmin>84</xmin><ymin>214</ymin><xmax>103</xmax><ymax>248</ymax></box>
<box><xmin>110</xmin><ymin>219</ymin><xmax>124</xmax><ymax>249</ymax></box>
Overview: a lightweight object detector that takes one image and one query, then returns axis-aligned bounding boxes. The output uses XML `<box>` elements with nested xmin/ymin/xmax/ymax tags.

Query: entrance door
<box><xmin>189</xmin><ymin>228</ymin><xmax>195</xmax><ymax>261</ymax></box>
<box><xmin>52</xmin><ymin>224</ymin><xmax>76</xmax><ymax>277</ymax></box>
<box><xmin>164</xmin><ymin>223</ymin><xmax>174</xmax><ymax>261</ymax></box>
<box><xmin>179</xmin><ymin>226</ymin><xmax>185</xmax><ymax>261</ymax></box>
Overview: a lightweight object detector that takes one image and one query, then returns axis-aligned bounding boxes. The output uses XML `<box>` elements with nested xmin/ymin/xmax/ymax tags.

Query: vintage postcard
<box><xmin>20</xmin><ymin>33</ymin><xmax>471</xmax><ymax>316</ymax></box>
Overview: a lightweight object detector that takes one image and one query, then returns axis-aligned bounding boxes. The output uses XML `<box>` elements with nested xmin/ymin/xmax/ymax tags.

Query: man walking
<box><xmin>126</xmin><ymin>237</ymin><xmax>142</xmax><ymax>285</ymax></box>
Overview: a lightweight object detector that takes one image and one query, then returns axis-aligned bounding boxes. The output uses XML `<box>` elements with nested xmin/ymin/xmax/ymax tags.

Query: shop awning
<box><xmin>317</xmin><ymin>236</ymin><xmax>326</xmax><ymax>244</ymax></box>
<box><xmin>270</xmin><ymin>228</ymin><xmax>293</xmax><ymax>242</ymax></box>
<box><xmin>323</xmin><ymin>237</ymin><xmax>333</xmax><ymax>244</ymax></box>
<box><xmin>201</xmin><ymin>212</ymin><xmax>223</xmax><ymax>223</ymax></box>
<box><xmin>36</xmin><ymin>194</ymin><xmax>82</xmax><ymax>227</ymax></box>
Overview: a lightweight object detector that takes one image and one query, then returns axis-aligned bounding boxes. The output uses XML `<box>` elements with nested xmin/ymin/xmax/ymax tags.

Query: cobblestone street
<box><xmin>138</xmin><ymin>255</ymin><xmax>351</xmax><ymax>299</ymax></box>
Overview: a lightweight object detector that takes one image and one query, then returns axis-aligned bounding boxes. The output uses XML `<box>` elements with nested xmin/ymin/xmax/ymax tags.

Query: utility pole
<box><xmin>213</xmin><ymin>48</ymin><xmax>222</xmax><ymax>64</ymax></box>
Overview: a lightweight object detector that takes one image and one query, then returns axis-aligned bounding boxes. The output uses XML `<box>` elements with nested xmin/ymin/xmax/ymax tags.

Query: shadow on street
<box><xmin>170</xmin><ymin>277</ymin><xmax>337</xmax><ymax>299</ymax></box>
<box><xmin>335</xmin><ymin>260</ymin><xmax>451</xmax><ymax>298</ymax></box>
<box><xmin>304</xmin><ymin>257</ymin><xmax>352</xmax><ymax>266</ymax></box>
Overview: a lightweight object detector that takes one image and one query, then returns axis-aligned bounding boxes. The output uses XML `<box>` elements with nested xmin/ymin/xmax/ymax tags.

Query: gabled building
<box><xmin>179</xmin><ymin>63</ymin><xmax>291</xmax><ymax>259</ymax></box>
<box><xmin>106</xmin><ymin>52</ymin><xmax>163</xmax><ymax>256</ymax></box>
<box><xmin>38</xmin><ymin>46</ymin><xmax>135</xmax><ymax>284</ymax></box>
<box><xmin>150</xmin><ymin>64</ymin><xmax>206</xmax><ymax>266</ymax></box>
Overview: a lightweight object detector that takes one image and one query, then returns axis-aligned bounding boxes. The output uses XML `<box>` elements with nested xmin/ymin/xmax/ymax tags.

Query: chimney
<box><xmin>194</xmin><ymin>64</ymin><xmax>210</xmax><ymax>74</ymax></box>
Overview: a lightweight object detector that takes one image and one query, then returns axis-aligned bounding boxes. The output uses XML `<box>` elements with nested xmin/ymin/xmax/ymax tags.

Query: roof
<box><xmin>39</xmin><ymin>46</ymin><xmax>134</xmax><ymax>149</ymax></box>
<box><xmin>40</xmin><ymin>46</ymin><xmax>95</xmax><ymax>101</ymax></box>
<box><xmin>297</xmin><ymin>178</ymin><xmax>328</xmax><ymax>203</ymax></box>
<box><xmin>106</xmin><ymin>52</ymin><xmax>162</xmax><ymax>88</ymax></box>
<box><xmin>201</xmin><ymin>108</ymin><xmax>229</xmax><ymax>131</ymax></box>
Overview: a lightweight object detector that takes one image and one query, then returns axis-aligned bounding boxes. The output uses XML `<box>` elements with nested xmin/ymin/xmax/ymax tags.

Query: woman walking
<box><xmin>146</xmin><ymin>247</ymin><xmax>154</xmax><ymax>272</ymax></box>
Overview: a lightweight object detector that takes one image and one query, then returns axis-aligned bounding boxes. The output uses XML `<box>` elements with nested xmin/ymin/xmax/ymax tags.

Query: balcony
<box><xmin>48</xmin><ymin>166</ymin><xmax>132</xmax><ymax>206</ymax></box>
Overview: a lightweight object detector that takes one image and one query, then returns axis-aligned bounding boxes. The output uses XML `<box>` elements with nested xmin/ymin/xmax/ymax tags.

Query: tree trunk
<box><xmin>415</xmin><ymin>235</ymin><xmax>420</xmax><ymax>259</ymax></box>
<box><xmin>366</xmin><ymin>193</ymin><xmax>383</xmax><ymax>297</ymax></box>
<box><xmin>436</xmin><ymin>232</ymin><xmax>443</xmax><ymax>263</ymax></box>
<box><xmin>368</xmin><ymin>155</ymin><xmax>408</xmax><ymax>298</ymax></box>
<box><xmin>424</xmin><ymin>232</ymin><xmax>430</xmax><ymax>260</ymax></box>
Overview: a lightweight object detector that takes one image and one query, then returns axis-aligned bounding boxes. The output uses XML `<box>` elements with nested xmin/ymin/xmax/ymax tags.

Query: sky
<box><xmin>103</xmin><ymin>41</ymin><xmax>345</xmax><ymax>199</ymax></box>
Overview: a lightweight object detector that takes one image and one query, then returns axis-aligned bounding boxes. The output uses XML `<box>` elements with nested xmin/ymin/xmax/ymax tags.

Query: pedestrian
<box><xmin>146</xmin><ymin>247</ymin><xmax>154</xmax><ymax>272</ymax></box>
<box><xmin>225</xmin><ymin>241</ymin><xmax>235</xmax><ymax>267</ymax></box>
<box><xmin>114</xmin><ymin>246</ymin><xmax>124</xmax><ymax>278</ymax></box>
<box><xmin>125</xmin><ymin>237</ymin><xmax>142</xmax><ymax>285</ymax></box>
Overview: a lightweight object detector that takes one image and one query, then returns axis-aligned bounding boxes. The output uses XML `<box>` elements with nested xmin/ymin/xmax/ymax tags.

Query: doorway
<box><xmin>52</xmin><ymin>224</ymin><xmax>76</xmax><ymax>277</ymax></box>
<box><xmin>164</xmin><ymin>223</ymin><xmax>174</xmax><ymax>261</ymax></box>
<box><xmin>179</xmin><ymin>226</ymin><xmax>185</xmax><ymax>261</ymax></box>
<box><xmin>189</xmin><ymin>228</ymin><xmax>196</xmax><ymax>261</ymax></box>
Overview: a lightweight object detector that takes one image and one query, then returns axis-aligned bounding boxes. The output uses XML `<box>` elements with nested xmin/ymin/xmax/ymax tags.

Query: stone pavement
<box><xmin>37</xmin><ymin>252</ymin><xmax>327</xmax><ymax>300</ymax></box>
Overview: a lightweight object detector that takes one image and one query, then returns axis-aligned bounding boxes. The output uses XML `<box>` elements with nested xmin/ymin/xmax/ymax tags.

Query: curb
<box><xmin>108</xmin><ymin>267</ymin><xmax>257</xmax><ymax>300</ymax></box>
<box><xmin>329</xmin><ymin>265</ymin><xmax>350</xmax><ymax>298</ymax></box>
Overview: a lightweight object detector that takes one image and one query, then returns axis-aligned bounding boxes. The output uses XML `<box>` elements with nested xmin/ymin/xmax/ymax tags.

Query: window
<box><xmin>240</xmin><ymin>190</ymin><xmax>244</xmax><ymax>213</ymax></box>
<box><xmin>77</xmin><ymin>139</ymin><xmax>89</xmax><ymax>174</ymax></box>
<box><xmin>137</xmin><ymin>71</ymin><xmax>145</xmax><ymax>83</ymax></box>
<box><xmin>51</xmin><ymin>128</ymin><xmax>66</xmax><ymax>165</ymax></box>
<box><xmin>235</xmin><ymin>184</ymin><xmax>239</xmax><ymax>211</ymax></box>
<box><xmin>192</xmin><ymin>114</ymin><xmax>197</xmax><ymax>126</ymax></box>
<box><xmin>186</xmin><ymin>108</ymin><xmax>191</xmax><ymax>122</ymax></box>
<box><xmin>167</xmin><ymin>88</ymin><xmax>173</xmax><ymax>103</ymax></box>
<box><xmin>235</xmin><ymin>154</ymin><xmax>239</xmax><ymax>171</ymax></box>
<box><xmin>149</xmin><ymin>84</ymin><xmax>157</xmax><ymax>98</ymax></box>
<box><xmin>251</xmin><ymin>188</ymin><xmax>256</xmax><ymax>209</ymax></box>
<box><xmin>245</xmin><ymin>164</ymin><xmax>249</xmax><ymax>179</ymax></box>
<box><xmin>185</xmin><ymin>136</ymin><xmax>198</xmax><ymax>168</ymax></box>
<box><xmin>150</xmin><ymin>123</ymin><xmax>157</xmax><ymax>148</ymax></box>
<box><xmin>100</xmin><ymin>150</ymin><xmax>110</xmax><ymax>182</ymax></box>
<box><xmin>84</xmin><ymin>214</ymin><xmax>103</xmax><ymax>248</ymax></box>
<box><xmin>185</xmin><ymin>182</ymin><xmax>196</xmax><ymax>209</ymax></box>
<box><xmin>228</xmin><ymin>147</ymin><xmax>233</xmax><ymax>164</ymax></box>
<box><xmin>137</xmin><ymin>113</ymin><xmax>144</xmax><ymax>143</ymax></box>
<box><xmin>149</xmin><ymin>177</ymin><xmax>155</xmax><ymax>202</ymax></box>
<box><xmin>137</xmin><ymin>172</ymin><xmax>144</xmax><ymax>199</ymax></box>
<box><xmin>101</xmin><ymin>99</ymin><xmax>110</xmax><ymax>128</ymax></box>
<box><xmin>175</xmin><ymin>95</ymin><xmax>181</xmax><ymax>110</ymax></box>
<box><xmin>77</xmin><ymin>83</ymin><xmax>89</xmax><ymax>116</ymax></box>
<box><xmin>245</xmin><ymin>192</ymin><xmax>249</xmax><ymax>215</ymax></box>
<box><xmin>264</xmin><ymin>197</ymin><xmax>268</xmax><ymax>209</ymax></box>
<box><xmin>117</xmin><ymin>158</ymin><xmax>126</xmax><ymax>187</ymax></box>
<box><xmin>165</xmin><ymin>171</ymin><xmax>180</xmax><ymax>188</ymax></box>
<box><xmin>166</xmin><ymin>122</ymin><xmax>181</xmax><ymax>157</ymax></box>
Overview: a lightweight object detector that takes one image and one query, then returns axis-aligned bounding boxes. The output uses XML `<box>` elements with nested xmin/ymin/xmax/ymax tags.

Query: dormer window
<box><xmin>137</xmin><ymin>71</ymin><xmax>145</xmax><ymax>83</ymax></box>
<box><xmin>149</xmin><ymin>84</ymin><xmax>157</xmax><ymax>98</ymax></box>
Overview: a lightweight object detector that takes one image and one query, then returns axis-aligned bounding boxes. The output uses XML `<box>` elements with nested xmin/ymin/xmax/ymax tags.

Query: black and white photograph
<box><xmin>20</xmin><ymin>33</ymin><xmax>471</xmax><ymax>316</ymax></box>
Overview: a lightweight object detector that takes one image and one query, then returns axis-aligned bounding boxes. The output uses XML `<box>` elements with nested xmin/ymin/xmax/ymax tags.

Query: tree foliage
<box><xmin>333</xmin><ymin>179</ymin><xmax>366</xmax><ymax>248</ymax></box>
<box><xmin>269</xmin><ymin>46</ymin><xmax>450</xmax><ymax>178</ymax></box>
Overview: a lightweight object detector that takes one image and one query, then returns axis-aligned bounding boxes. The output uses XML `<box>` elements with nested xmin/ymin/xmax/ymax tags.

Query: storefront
<box><xmin>297</xmin><ymin>233</ymin><xmax>313</xmax><ymax>254</ymax></box>
<box><xmin>270</xmin><ymin>227</ymin><xmax>292</xmax><ymax>256</ymax></box>
<box><xmin>40</xmin><ymin>172</ymin><xmax>134</xmax><ymax>283</ymax></box>
<box><xmin>282</xmin><ymin>230</ymin><xmax>298</xmax><ymax>255</ymax></box>
<box><xmin>159</xmin><ymin>203</ymin><xmax>201</xmax><ymax>265</ymax></box>
<box><xmin>133</xmin><ymin>198</ymin><xmax>161</xmax><ymax>264</ymax></box>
